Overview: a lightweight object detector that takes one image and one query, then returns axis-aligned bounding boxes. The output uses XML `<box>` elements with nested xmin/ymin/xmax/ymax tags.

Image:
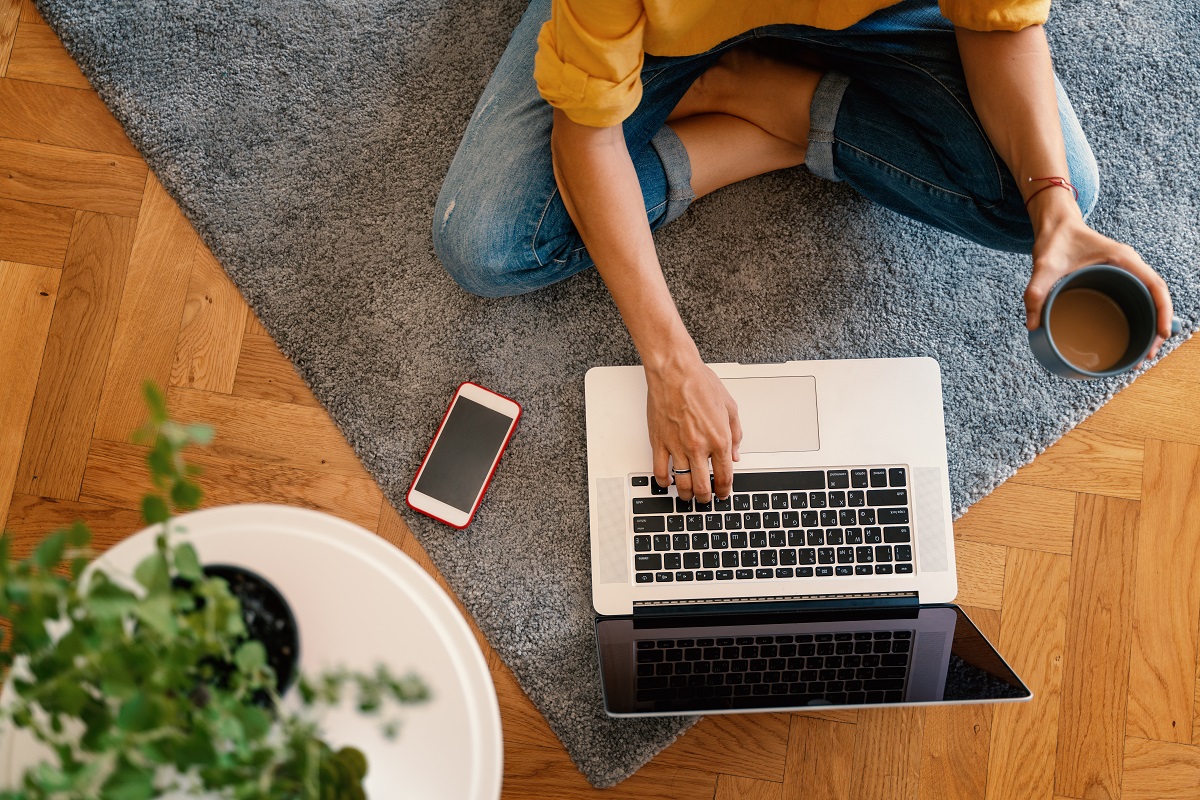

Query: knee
<box><xmin>432</xmin><ymin>188</ymin><xmax>524</xmax><ymax>299</ymax></box>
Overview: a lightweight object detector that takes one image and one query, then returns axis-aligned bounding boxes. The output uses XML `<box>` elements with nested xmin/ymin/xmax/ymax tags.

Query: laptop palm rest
<box><xmin>721</xmin><ymin>376</ymin><xmax>820</xmax><ymax>453</ymax></box>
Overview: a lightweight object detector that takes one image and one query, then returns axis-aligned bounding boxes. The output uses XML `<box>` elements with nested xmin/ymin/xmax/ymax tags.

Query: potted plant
<box><xmin>0</xmin><ymin>384</ymin><xmax>429</xmax><ymax>799</ymax></box>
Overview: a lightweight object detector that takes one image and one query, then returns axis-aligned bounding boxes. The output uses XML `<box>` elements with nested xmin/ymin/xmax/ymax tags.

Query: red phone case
<box><xmin>405</xmin><ymin>381</ymin><xmax>522</xmax><ymax>529</ymax></box>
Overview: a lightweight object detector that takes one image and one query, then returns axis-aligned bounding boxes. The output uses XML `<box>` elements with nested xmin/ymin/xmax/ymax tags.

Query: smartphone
<box><xmin>406</xmin><ymin>382</ymin><xmax>522</xmax><ymax>529</ymax></box>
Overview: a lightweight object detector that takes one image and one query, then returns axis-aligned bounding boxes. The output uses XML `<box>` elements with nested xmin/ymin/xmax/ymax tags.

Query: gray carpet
<box><xmin>36</xmin><ymin>0</ymin><xmax>1199</xmax><ymax>787</ymax></box>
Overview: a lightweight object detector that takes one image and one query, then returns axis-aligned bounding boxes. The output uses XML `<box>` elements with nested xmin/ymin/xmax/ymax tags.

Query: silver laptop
<box><xmin>585</xmin><ymin>357</ymin><xmax>1030</xmax><ymax>716</ymax></box>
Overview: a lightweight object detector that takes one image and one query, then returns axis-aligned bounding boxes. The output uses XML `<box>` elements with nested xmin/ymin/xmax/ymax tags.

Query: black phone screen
<box><xmin>414</xmin><ymin>395</ymin><xmax>514</xmax><ymax>513</ymax></box>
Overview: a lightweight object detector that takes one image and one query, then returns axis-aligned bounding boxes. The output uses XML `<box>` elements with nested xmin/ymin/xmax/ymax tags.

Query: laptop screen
<box><xmin>596</xmin><ymin>604</ymin><xmax>1028</xmax><ymax>716</ymax></box>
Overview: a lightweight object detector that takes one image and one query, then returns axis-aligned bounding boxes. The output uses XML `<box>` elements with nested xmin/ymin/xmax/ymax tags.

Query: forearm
<box><xmin>955</xmin><ymin>25</ymin><xmax>1081</xmax><ymax>235</ymax></box>
<box><xmin>550</xmin><ymin>109</ymin><xmax>698</xmax><ymax>370</ymax></box>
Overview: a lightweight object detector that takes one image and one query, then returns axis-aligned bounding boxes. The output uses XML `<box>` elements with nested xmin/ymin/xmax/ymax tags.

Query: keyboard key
<box><xmin>888</xmin><ymin>467</ymin><xmax>907</xmax><ymax>487</ymax></box>
<box><xmin>844</xmin><ymin>528</ymin><xmax>863</xmax><ymax>545</ymax></box>
<box><xmin>686</xmin><ymin>514</ymin><xmax>704</xmax><ymax>531</ymax></box>
<box><xmin>875</xmin><ymin>545</ymin><xmax>893</xmax><ymax>562</ymax></box>
<box><xmin>896</xmin><ymin>563</ymin><xmax>914</xmax><ymax>574</ymax></box>
<box><xmin>839</xmin><ymin>509</ymin><xmax>857</xmax><ymax>526</ymax></box>
<box><xmin>867</xmin><ymin>489</ymin><xmax>908</xmax><ymax>507</ymax></box>
<box><xmin>856</xmin><ymin>546</ymin><xmax>874</xmax><ymax>563</ymax></box>
<box><xmin>869</xmin><ymin>468</ymin><xmax>888</xmax><ymax>487</ymax></box>
<box><xmin>865</xmin><ymin>527</ymin><xmax>883</xmax><ymax>544</ymax></box>
<box><xmin>676</xmin><ymin>496</ymin><xmax>694</xmax><ymax>513</ymax></box>
<box><xmin>802</xmin><ymin>511</ymin><xmax>819</xmax><ymax>527</ymax></box>
<box><xmin>875</xmin><ymin>564</ymin><xmax>894</xmax><ymax>574</ymax></box>
<box><xmin>825</xmin><ymin>529</ymin><xmax>844</xmax><ymax>545</ymax></box>
<box><xmin>835</xmin><ymin>565</ymin><xmax>853</xmax><ymax>576</ymax></box>
<box><xmin>820</xmin><ymin>510</ymin><xmax>838</xmax><ymax>527</ymax></box>
<box><xmin>734</xmin><ymin>494</ymin><xmax>751</xmax><ymax>510</ymax></box>
<box><xmin>636</xmin><ymin>573</ymin><xmax>653</xmax><ymax>583</ymax></box>
<box><xmin>696</xmin><ymin>570</ymin><xmax>714</xmax><ymax>581</ymax></box>
<box><xmin>780</xmin><ymin>548</ymin><xmax>798</xmax><ymax>565</ymax></box>
<box><xmin>771</xmin><ymin>492</ymin><xmax>789</xmax><ymax>509</ymax></box>
<box><xmin>692</xmin><ymin>532</ymin><xmax>710</xmax><ymax>549</ymax></box>
<box><xmin>684</xmin><ymin>552</ymin><xmax>701</xmax><ymax>569</ymax></box>
<box><xmin>895</xmin><ymin>545</ymin><xmax>912</xmax><ymax>561</ymax></box>
<box><xmin>752</xmin><ymin>493</ymin><xmax>770</xmax><ymax>510</ymax></box>
<box><xmin>828</xmin><ymin>470</ymin><xmax>850</xmax><ymax>489</ymax></box>
<box><xmin>721</xmin><ymin>551</ymin><xmax>739</xmax><ymax>567</ymax></box>
<box><xmin>769</xmin><ymin>530</ymin><xmax>786</xmax><ymax>547</ymax></box>
<box><xmin>755</xmin><ymin>568</ymin><xmax>774</xmax><ymax>579</ymax></box>
<box><xmin>848</xmin><ymin>490</ymin><xmax>865</xmax><ymax>507</ymax></box>
<box><xmin>776</xmin><ymin>568</ymin><xmax>794</xmax><ymax>578</ymax></box>
<box><xmin>858</xmin><ymin>509</ymin><xmax>876</xmax><ymax>525</ymax></box>
<box><xmin>634</xmin><ymin>497</ymin><xmax>673</xmax><ymax>514</ymax></box>
<box><xmin>736</xmin><ymin>569</ymin><xmax>754</xmax><ymax>580</ymax></box>
<box><xmin>740</xmin><ymin>551</ymin><xmax>758</xmax><ymax>567</ymax></box>
<box><xmin>650</xmin><ymin>480</ymin><xmax>669</xmax><ymax>495</ymax></box>
<box><xmin>695</xmin><ymin>498</ymin><xmax>713</xmax><ymax>512</ymax></box>
<box><xmin>828</xmin><ymin>491</ymin><xmax>846</xmax><ymax>508</ymax></box>
<box><xmin>750</xmin><ymin>530</ymin><xmax>767</xmax><ymax>547</ymax></box>
<box><xmin>702</xmin><ymin>552</ymin><xmax>720</xmax><ymax>568</ymax></box>
<box><xmin>818</xmin><ymin>548</ymin><xmax>835</xmax><ymax>564</ymax></box>
<box><xmin>705</xmin><ymin>514</ymin><xmax>724</xmax><ymax>531</ymax></box>
<box><xmin>799</xmin><ymin>548</ymin><xmax>817</xmax><ymax>565</ymax></box>
<box><xmin>743</xmin><ymin>512</ymin><xmax>761</xmax><ymax>528</ymax></box>
<box><xmin>635</xmin><ymin>554</ymin><xmax>661</xmax><ymax>571</ymax></box>
<box><xmin>816</xmin><ymin>566</ymin><xmax>833</xmax><ymax>576</ymax></box>
<box><xmin>851</xmin><ymin>469</ymin><xmax>869</xmax><ymax>488</ymax></box>
<box><xmin>879</xmin><ymin>508</ymin><xmax>909</xmax><ymax>524</ymax></box>
<box><xmin>634</xmin><ymin>516</ymin><xmax>665</xmax><ymax>533</ymax></box>
<box><xmin>664</xmin><ymin>553</ymin><xmax>682</xmax><ymax>570</ymax></box>
<box><xmin>632</xmin><ymin>475</ymin><xmax>650</xmax><ymax>487</ymax></box>
<box><xmin>884</xmin><ymin>526</ymin><xmax>911</xmax><ymax>543</ymax></box>
<box><xmin>855</xmin><ymin>565</ymin><xmax>873</xmax><ymax>575</ymax></box>
<box><xmin>673</xmin><ymin>533</ymin><xmax>690</xmax><ymax>550</ymax></box>
<box><xmin>807</xmin><ymin>530</ymin><xmax>824</xmax><ymax>546</ymax></box>
<box><xmin>731</xmin><ymin>532</ymin><xmax>748</xmax><ymax>548</ymax></box>
<box><xmin>837</xmin><ymin>547</ymin><xmax>855</xmax><ymax>564</ymax></box>
<box><xmin>724</xmin><ymin>513</ymin><xmax>743</xmax><ymax>530</ymax></box>
<box><xmin>733</xmin><ymin>471</ymin><xmax>825</xmax><ymax>492</ymax></box>
<box><xmin>799</xmin><ymin>567</ymin><xmax>814</xmax><ymax>577</ymax></box>
<box><xmin>717</xmin><ymin>570</ymin><xmax>734</xmax><ymax>580</ymax></box>
<box><xmin>634</xmin><ymin>535</ymin><xmax>652</xmax><ymax>552</ymax></box>
<box><xmin>789</xmin><ymin>492</ymin><xmax>808</xmax><ymax>508</ymax></box>
<box><xmin>761</xmin><ymin>549</ymin><xmax>778</xmax><ymax>566</ymax></box>
<box><xmin>782</xmin><ymin>511</ymin><xmax>799</xmax><ymax>528</ymax></box>
<box><xmin>653</xmin><ymin>534</ymin><xmax>671</xmax><ymax>551</ymax></box>
<box><xmin>714</xmin><ymin>496</ymin><xmax>732</xmax><ymax>512</ymax></box>
<box><xmin>788</xmin><ymin>530</ymin><xmax>805</xmax><ymax>547</ymax></box>
<box><xmin>676</xmin><ymin>571</ymin><xmax>694</xmax><ymax>582</ymax></box>
<box><xmin>809</xmin><ymin>492</ymin><xmax>827</xmax><ymax>508</ymax></box>
<box><xmin>762</xmin><ymin>512</ymin><xmax>781</xmax><ymax>529</ymax></box>
<box><xmin>711</xmin><ymin>532</ymin><xmax>730</xmax><ymax>548</ymax></box>
<box><xmin>655</xmin><ymin>572</ymin><xmax>673</xmax><ymax>582</ymax></box>
<box><xmin>667</xmin><ymin>515</ymin><xmax>685</xmax><ymax>532</ymax></box>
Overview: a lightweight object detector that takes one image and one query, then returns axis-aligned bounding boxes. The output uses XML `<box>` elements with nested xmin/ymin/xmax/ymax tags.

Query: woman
<box><xmin>433</xmin><ymin>0</ymin><xmax>1173</xmax><ymax>505</ymax></box>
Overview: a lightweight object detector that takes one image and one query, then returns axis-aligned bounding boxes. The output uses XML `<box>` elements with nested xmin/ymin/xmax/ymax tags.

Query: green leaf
<box><xmin>147</xmin><ymin>439</ymin><xmax>174</xmax><ymax>482</ymax></box>
<box><xmin>142</xmin><ymin>381</ymin><xmax>167</xmax><ymax>422</ymax></box>
<box><xmin>132</xmin><ymin>594</ymin><xmax>175</xmax><ymax>637</ymax></box>
<box><xmin>170</xmin><ymin>479</ymin><xmax>203</xmax><ymax>511</ymax></box>
<box><xmin>66</xmin><ymin>520</ymin><xmax>91</xmax><ymax>548</ymax></box>
<box><xmin>235</xmin><ymin>640</ymin><xmax>267</xmax><ymax>673</ymax></box>
<box><xmin>87</xmin><ymin>576</ymin><xmax>138</xmax><ymax>621</ymax></box>
<box><xmin>116</xmin><ymin>692</ymin><xmax>159</xmax><ymax>733</ymax></box>
<box><xmin>102</xmin><ymin>757</ymin><xmax>156</xmax><ymax>800</ymax></box>
<box><xmin>174</xmin><ymin>542</ymin><xmax>203</xmax><ymax>581</ymax></box>
<box><xmin>134</xmin><ymin>550</ymin><xmax>171</xmax><ymax>593</ymax></box>
<box><xmin>142</xmin><ymin>494</ymin><xmax>170</xmax><ymax>525</ymax></box>
<box><xmin>33</xmin><ymin>531</ymin><xmax>67</xmax><ymax>570</ymax></box>
<box><xmin>334</xmin><ymin>747</ymin><xmax>368</xmax><ymax>782</ymax></box>
<box><xmin>185</xmin><ymin>423</ymin><xmax>215</xmax><ymax>445</ymax></box>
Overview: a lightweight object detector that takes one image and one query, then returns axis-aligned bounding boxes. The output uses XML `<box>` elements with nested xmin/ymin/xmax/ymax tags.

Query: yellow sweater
<box><xmin>535</xmin><ymin>0</ymin><xmax>1050</xmax><ymax>127</ymax></box>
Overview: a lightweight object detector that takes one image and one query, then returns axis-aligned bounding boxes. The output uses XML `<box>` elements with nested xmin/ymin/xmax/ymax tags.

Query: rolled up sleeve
<box><xmin>939</xmin><ymin>0</ymin><xmax>1050</xmax><ymax>31</ymax></box>
<box><xmin>534</xmin><ymin>0</ymin><xmax>647</xmax><ymax>127</ymax></box>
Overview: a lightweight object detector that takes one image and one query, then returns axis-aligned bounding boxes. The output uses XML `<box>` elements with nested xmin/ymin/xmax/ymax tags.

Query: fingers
<box><xmin>652</xmin><ymin>445</ymin><xmax>671</xmax><ymax>490</ymax></box>
<box><xmin>1105</xmin><ymin>246</ymin><xmax>1175</xmax><ymax>341</ymax></box>
<box><xmin>673</xmin><ymin>458</ymin><xmax>695</xmax><ymax>501</ymax></box>
<box><xmin>1024</xmin><ymin>268</ymin><xmax>1061</xmax><ymax>331</ymax></box>
<box><xmin>710</xmin><ymin>445</ymin><xmax>734</xmax><ymax>500</ymax></box>
<box><xmin>729</xmin><ymin>404</ymin><xmax>744</xmax><ymax>463</ymax></box>
<box><xmin>688</xmin><ymin>451</ymin><xmax>714</xmax><ymax>504</ymax></box>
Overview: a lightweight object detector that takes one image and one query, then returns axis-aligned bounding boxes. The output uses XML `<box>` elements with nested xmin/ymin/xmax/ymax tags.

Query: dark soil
<box><xmin>205</xmin><ymin>564</ymin><xmax>301</xmax><ymax>697</ymax></box>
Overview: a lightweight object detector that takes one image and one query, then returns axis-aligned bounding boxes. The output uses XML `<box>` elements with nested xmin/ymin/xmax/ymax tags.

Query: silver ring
<box><xmin>672</xmin><ymin>468</ymin><xmax>691</xmax><ymax>475</ymax></box>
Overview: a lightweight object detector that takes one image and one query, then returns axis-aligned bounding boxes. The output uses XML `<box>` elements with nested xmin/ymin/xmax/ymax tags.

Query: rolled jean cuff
<box><xmin>650</xmin><ymin>124</ymin><xmax>696</xmax><ymax>225</ymax></box>
<box><xmin>807</xmin><ymin>69</ymin><xmax>852</xmax><ymax>182</ymax></box>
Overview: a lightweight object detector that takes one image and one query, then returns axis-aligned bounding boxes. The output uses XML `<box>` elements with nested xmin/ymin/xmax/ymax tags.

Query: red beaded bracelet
<box><xmin>1024</xmin><ymin>175</ymin><xmax>1079</xmax><ymax>207</ymax></box>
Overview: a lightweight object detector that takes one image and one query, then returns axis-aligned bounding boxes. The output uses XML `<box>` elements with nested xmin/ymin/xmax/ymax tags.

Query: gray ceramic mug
<box><xmin>1028</xmin><ymin>264</ymin><xmax>1180</xmax><ymax>379</ymax></box>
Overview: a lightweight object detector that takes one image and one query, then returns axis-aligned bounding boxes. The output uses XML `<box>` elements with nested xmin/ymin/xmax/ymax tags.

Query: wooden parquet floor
<box><xmin>2</xmin><ymin>2</ymin><xmax>1199</xmax><ymax>797</ymax></box>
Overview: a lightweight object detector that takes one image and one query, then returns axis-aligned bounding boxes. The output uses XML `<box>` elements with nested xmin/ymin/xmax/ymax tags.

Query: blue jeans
<box><xmin>434</xmin><ymin>0</ymin><xmax>1099</xmax><ymax>298</ymax></box>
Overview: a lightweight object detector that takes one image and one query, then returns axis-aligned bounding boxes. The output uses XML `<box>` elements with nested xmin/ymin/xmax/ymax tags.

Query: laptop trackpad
<box><xmin>721</xmin><ymin>376</ymin><xmax>820</xmax><ymax>453</ymax></box>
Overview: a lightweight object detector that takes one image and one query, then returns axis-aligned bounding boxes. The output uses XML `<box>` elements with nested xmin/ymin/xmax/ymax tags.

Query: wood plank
<box><xmin>955</xmin><ymin>482</ymin><xmax>1075</xmax><ymax>555</ymax></box>
<box><xmin>169</xmin><ymin>247</ymin><xmax>246</xmax><ymax>392</ymax></box>
<box><xmin>985</xmin><ymin>548</ymin><xmax>1072</xmax><ymax>800</ymax></box>
<box><xmin>1054</xmin><ymin>494</ymin><xmax>1139</xmax><ymax>800</ymax></box>
<box><xmin>3</xmin><ymin>494</ymin><xmax>144</xmax><ymax>555</ymax></box>
<box><xmin>953</xmin><ymin>539</ymin><xmax>1006</xmax><ymax>611</ymax></box>
<box><xmin>792</xmin><ymin>709</ymin><xmax>858</xmax><ymax>725</ymax></box>
<box><xmin>0</xmin><ymin>137</ymin><xmax>146</xmax><ymax>215</ymax></box>
<box><xmin>93</xmin><ymin>174</ymin><xmax>197</xmax><ymax>442</ymax></box>
<box><xmin>245</xmin><ymin>311</ymin><xmax>269</xmax><ymax>337</ymax></box>
<box><xmin>501</xmin><ymin>745</ymin><xmax>718</xmax><ymax>799</ymax></box>
<box><xmin>1126</xmin><ymin>439</ymin><xmax>1200</xmax><ymax>744</ymax></box>
<box><xmin>783</xmin><ymin>716</ymin><xmax>855</xmax><ymax>800</ymax></box>
<box><xmin>17</xmin><ymin>0</ymin><xmax>36</xmax><ymax>24</ymax></box>
<box><xmin>488</xmin><ymin>657</ymin><xmax>559</xmax><ymax>751</ymax></box>
<box><xmin>657</xmin><ymin>714</ymin><xmax>789</xmax><ymax>783</ymax></box>
<box><xmin>716</xmin><ymin>775</ymin><xmax>783</xmax><ymax>800</ymax></box>
<box><xmin>1195</xmin><ymin>612</ymin><xmax>1200</xmax><ymax>746</ymax></box>
<box><xmin>849</xmin><ymin>708</ymin><xmax>925</xmax><ymax>800</ymax></box>
<box><xmin>14</xmin><ymin>212</ymin><xmax>134</xmax><ymax>500</ymax></box>
<box><xmin>0</xmin><ymin>196</ymin><xmax>73</xmax><ymax>266</ymax></box>
<box><xmin>163</xmin><ymin>387</ymin><xmax>369</xmax><ymax>478</ymax></box>
<box><xmin>1120</xmin><ymin>737</ymin><xmax>1200</xmax><ymax>800</ymax></box>
<box><xmin>6</xmin><ymin>19</ymin><xmax>90</xmax><ymax>89</ymax></box>
<box><xmin>1083</xmin><ymin>366</ymin><xmax>1200</xmax><ymax>449</ymax></box>
<box><xmin>1009</xmin><ymin>427</ymin><xmax>1143</xmax><ymax>500</ymax></box>
<box><xmin>0</xmin><ymin>260</ymin><xmax>59</xmax><ymax>525</ymax></box>
<box><xmin>0</xmin><ymin>77</ymin><xmax>138</xmax><ymax>156</ymax></box>
<box><xmin>232</xmin><ymin>334</ymin><xmax>320</xmax><ymax>407</ymax></box>
<box><xmin>78</xmin><ymin>438</ymin><xmax>383</xmax><ymax>532</ymax></box>
<box><xmin>0</xmin><ymin>0</ymin><xmax>19</xmax><ymax>77</ymax></box>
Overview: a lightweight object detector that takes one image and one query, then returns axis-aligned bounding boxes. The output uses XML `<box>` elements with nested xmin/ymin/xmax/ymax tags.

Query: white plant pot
<box><xmin>0</xmin><ymin>504</ymin><xmax>503</xmax><ymax>799</ymax></box>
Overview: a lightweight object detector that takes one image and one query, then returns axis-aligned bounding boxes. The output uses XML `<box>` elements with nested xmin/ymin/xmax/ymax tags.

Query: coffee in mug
<box><xmin>1047</xmin><ymin>288</ymin><xmax>1130</xmax><ymax>372</ymax></box>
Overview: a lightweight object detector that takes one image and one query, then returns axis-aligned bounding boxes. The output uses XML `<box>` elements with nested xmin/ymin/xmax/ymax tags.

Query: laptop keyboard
<box><xmin>635</xmin><ymin>630</ymin><xmax>913</xmax><ymax>706</ymax></box>
<box><xmin>629</xmin><ymin>467</ymin><xmax>914</xmax><ymax>584</ymax></box>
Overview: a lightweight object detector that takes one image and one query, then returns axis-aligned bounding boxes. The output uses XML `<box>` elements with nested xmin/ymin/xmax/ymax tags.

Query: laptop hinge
<box><xmin>631</xmin><ymin>591</ymin><xmax>920</xmax><ymax>617</ymax></box>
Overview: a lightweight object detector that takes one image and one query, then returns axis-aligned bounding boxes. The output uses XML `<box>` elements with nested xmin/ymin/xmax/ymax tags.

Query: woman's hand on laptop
<box><xmin>647</xmin><ymin>350</ymin><xmax>742</xmax><ymax>503</ymax></box>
